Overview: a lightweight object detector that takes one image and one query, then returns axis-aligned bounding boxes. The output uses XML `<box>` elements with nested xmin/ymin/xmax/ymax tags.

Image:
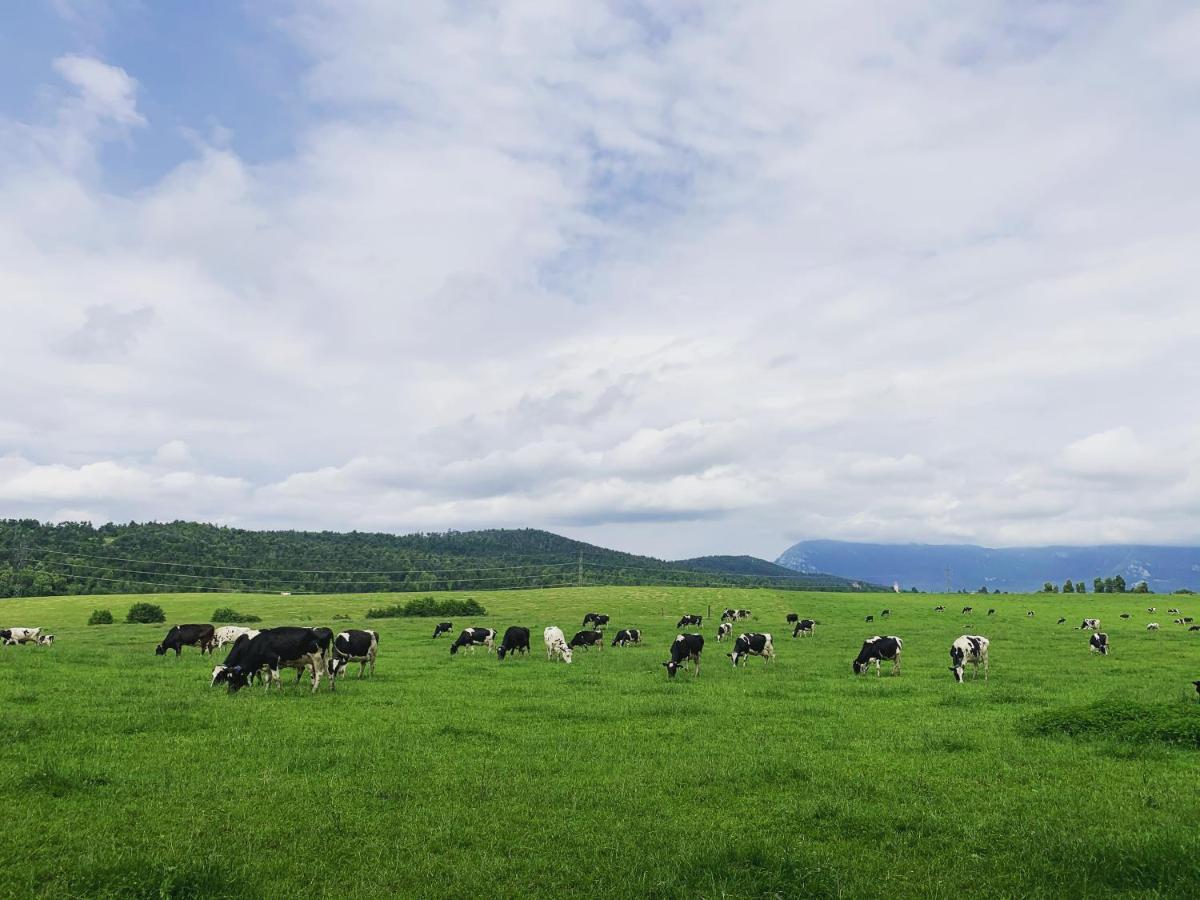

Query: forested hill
<box><xmin>0</xmin><ymin>520</ymin><xmax>880</xmax><ymax>598</ymax></box>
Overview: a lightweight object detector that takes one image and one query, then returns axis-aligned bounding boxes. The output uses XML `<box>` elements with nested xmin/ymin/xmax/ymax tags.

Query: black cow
<box><xmin>432</xmin><ymin>622</ymin><xmax>453</xmax><ymax>639</ymax></box>
<box><xmin>1057</xmin><ymin>617</ymin><xmax>1067</xmax><ymax>624</ymax></box>
<box><xmin>987</xmin><ymin>609</ymin><xmax>996</xmax><ymax>616</ymax></box>
<box><xmin>569</xmin><ymin>630</ymin><xmax>604</xmax><ymax>650</ymax></box>
<box><xmin>582</xmin><ymin>613</ymin><xmax>610</xmax><ymax>630</ymax></box>
<box><xmin>677</xmin><ymin>615</ymin><xmax>703</xmax><ymax>628</ymax></box>
<box><xmin>786</xmin><ymin>613</ymin><xmax>799</xmax><ymax>624</ymax></box>
<box><xmin>1120</xmin><ymin>613</ymin><xmax>1131</xmax><ymax>619</ymax></box>
<box><xmin>1089</xmin><ymin>632</ymin><xmax>1109</xmax><ymax>655</ymax></box>
<box><xmin>211</xmin><ymin>633</ymin><xmax>257</xmax><ymax>687</ymax></box>
<box><xmin>1190</xmin><ymin>625</ymin><xmax>1200</xmax><ymax>631</ymax></box>
<box><xmin>1193</xmin><ymin>680</ymin><xmax>1200</xmax><ymax>698</ymax></box>
<box><xmin>496</xmin><ymin>626</ymin><xmax>530</xmax><ymax>660</ymax></box>
<box><xmin>864</xmin><ymin>615</ymin><xmax>874</xmax><ymax>623</ymax></box>
<box><xmin>663</xmin><ymin>633</ymin><xmax>704</xmax><ymax>678</ymax></box>
<box><xmin>880</xmin><ymin>609</ymin><xmax>891</xmax><ymax>618</ymax></box>
<box><xmin>852</xmin><ymin>636</ymin><xmax>903</xmax><ymax>676</ymax></box>
<box><xmin>728</xmin><ymin>632</ymin><xmax>774</xmax><ymax>666</ymax></box>
<box><xmin>791</xmin><ymin>619</ymin><xmax>815</xmax><ymax>638</ymax></box>
<box><xmin>329</xmin><ymin>629</ymin><xmax>379</xmax><ymax>678</ymax></box>
<box><xmin>962</xmin><ymin>607</ymin><xmax>973</xmax><ymax>614</ymax></box>
<box><xmin>217</xmin><ymin>627</ymin><xmax>329</xmax><ymax>693</ymax></box>
<box><xmin>611</xmin><ymin>629</ymin><xmax>641</xmax><ymax>647</ymax></box>
<box><xmin>155</xmin><ymin>624</ymin><xmax>216</xmax><ymax>657</ymax></box>
<box><xmin>450</xmin><ymin>628</ymin><xmax>495</xmax><ymax>655</ymax></box>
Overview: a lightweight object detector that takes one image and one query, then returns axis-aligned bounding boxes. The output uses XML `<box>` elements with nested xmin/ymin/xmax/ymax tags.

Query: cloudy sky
<box><xmin>1</xmin><ymin>2</ymin><xmax>1198</xmax><ymax>560</ymax></box>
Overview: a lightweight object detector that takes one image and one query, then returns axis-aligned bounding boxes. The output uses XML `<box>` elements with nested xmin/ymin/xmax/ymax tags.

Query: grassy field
<box><xmin>1</xmin><ymin>586</ymin><xmax>1199</xmax><ymax>899</ymax></box>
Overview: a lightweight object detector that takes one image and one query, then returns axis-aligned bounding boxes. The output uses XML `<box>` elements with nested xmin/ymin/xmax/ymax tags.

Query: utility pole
<box><xmin>578</xmin><ymin>551</ymin><xmax>583</xmax><ymax>588</ymax></box>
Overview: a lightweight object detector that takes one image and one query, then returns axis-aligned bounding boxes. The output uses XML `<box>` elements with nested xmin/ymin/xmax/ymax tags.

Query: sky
<box><xmin>2</xmin><ymin>1</ymin><xmax>1199</xmax><ymax>561</ymax></box>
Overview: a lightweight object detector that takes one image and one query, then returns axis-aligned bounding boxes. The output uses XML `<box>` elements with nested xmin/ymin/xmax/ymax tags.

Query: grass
<box><xmin>1</xmin><ymin>586</ymin><xmax>1199</xmax><ymax>898</ymax></box>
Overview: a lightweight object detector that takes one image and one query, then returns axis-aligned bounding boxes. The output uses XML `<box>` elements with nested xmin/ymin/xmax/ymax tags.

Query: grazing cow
<box><xmin>1089</xmin><ymin>632</ymin><xmax>1109</xmax><ymax>655</ymax></box>
<box><xmin>1057</xmin><ymin>617</ymin><xmax>1067</xmax><ymax>625</ymax></box>
<box><xmin>450</xmin><ymin>627</ymin><xmax>496</xmax><ymax>655</ymax></box>
<box><xmin>786</xmin><ymin>613</ymin><xmax>799</xmax><ymax>624</ymax></box>
<box><xmin>37</xmin><ymin>633</ymin><xmax>55</xmax><ymax>646</ymax></box>
<box><xmin>496</xmin><ymin>626</ymin><xmax>530</xmax><ymax>661</ymax></box>
<box><xmin>219</xmin><ymin>627</ymin><xmax>329</xmax><ymax>693</ymax></box>
<box><xmin>949</xmin><ymin>635</ymin><xmax>989</xmax><ymax>683</ymax></box>
<box><xmin>791</xmin><ymin>619</ymin><xmax>815</xmax><ymax>638</ymax></box>
<box><xmin>611</xmin><ymin>629</ymin><xmax>641</xmax><ymax>647</ymax></box>
<box><xmin>716</xmin><ymin>622</ymin><xmax>733</xmax><ymax>642</ymax></box>
<box><xmin>987</xmin><ymin>609</ymin><xmax>996</xmax><ymax>616</ymax></box>
<box><xmin>880</xmin><ymin>609</ymin><xmax>891</xmax><ymax>618</ymax></box>
<box><xmin>934</xmin><ymin>606</ymin><xmax>945</xmax><ymax>612</ymax></box>
<box><xmin>676</xmin><ymin>615</ymin><xmax>703</xmax><ymax>628</ymax></box>
<box><xmin>568</xmin><ymin>630</ymin><xmax>604</xmax><ymax>651</ymax></box>
<box><xmin>721</xmin><ymin>608</ymin><xmax>737</xmax><ymax>621</ymax></box>
<box><xmin>432</xmin><ymin>622</ymin><xmax>453</xmax><ymax>639</ymax></box>
<box><xmin>1078</xmin><ymin>618</ymin><xmax>1101</xmax><ymax>631</ymax></box>
<box><xmin>1185</xmin><ymin>617</ymin><xmax>1195</xmax><ymax>624</ymax></box>
<box><xmin>1147</xmin><ymin>623</ymin><xmax>1160</xmax><ymax>630</ymax></box>
<box><xmin>1120</xmin><ymin>613</ymin><xmax>1131</xmax><ymax>619</ymax></box>
<box><xmin>582</xmin><ymin>612</ymin><xmax>610</xmax><ymax>630</ymax></box>
<box><xmin>962</xmin><ymin>607</ymin><xmax>973</xmax><ymax>614</ymax></box>
<box><xmin>728</xmin><ymin>632</ymin><xmax>775</xmax><ymax>666</ymax></box>
<box><xmin>213</xmin><ymin>626</ymin><xmax>259</xmax><ymax>650</ymax></box>
<box><xmin>1027</xmin><ymin>611</ymin><xmax>1035</xmax><ymax>618</ymax></box>
<box><xmin>1</xmin><ymin>627</ymin><xmax>41</xmax><ymax>646</ymax></box>
<box><xmin>1190</xmin><ymin>625</ymin><xmax>1200</xmax><ymax>632</ymax></box>
<box><xmin>864</xmin><ymin>615</ymin><xmax>874</xmax><ymax>623</ymax></box>
<box><xmin>663</xmin><ymin>633</ymin><xmax>704</xmax><ymax>678</ymax></box>
<box><xmin>1168</xmin><ymin>607</ymin><xmax>1181</xmax><ymax>614</ymax></box>
<box><xmin>211</xmin><ymin>633</ymin><xmax>256</xmax><ymax>687</ymax></box>
<box><xmin>543</xmin><ymin>626</ymin><xmax>573</xmax><ymax>663</ymax></box>
<box><xmin>852</xmin><ymin>636</ymin><xmax>903</xmax><ymax>676</ymax></box>
<box><xmin>328</xmin><ymin>629</ymin><xmax>379</xmax><ymax>677</ymax></box>
<box><xmin>155</xmin><ymin>624</ymin><xmax>216</xmax><ymax>657</ymax></box>
<box><xmin>735</xmin><ymin>609</ymin><xmax>752</xmax><ymax>620</ymax></box>
<box><xmin>1148</xmin><ymin>607</ymin><xmax>1157</xmax><ymax>613</ymax></box>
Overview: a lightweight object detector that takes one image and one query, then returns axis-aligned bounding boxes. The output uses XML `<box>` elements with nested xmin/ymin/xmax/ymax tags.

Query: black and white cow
<box><xmin>880</xmin><ymin>609</ymin><xmax>891</xmax><ymax>618</ymax></box>
<box><xmin>1057</xmin><ymin>617</ymin><xmax>1067</xmax><ymax>624</ymax></box>
<box><xmin>934</xmin><ymin>606</ymin><xmax>945</xmax><ymax>612</ymax></box>
<box><xmin>1147</xmin><ymin>607</ymin><xmax>1157</xmax><ymax>613</ymax></box>
<box><xmin>1190</xmin><ymin>625</ymin><xmax>1200</xmax><ymax>632</ymax></box>
<box><xmin>786</xmin><ymin>613</ymin><xmax>799</xmax><ymax>624</ymax></box>
<box><xmin>37</xmin><ymin>633</ymin><xmax>55</xmax><ymax>646</ymax></box>
<box><xmin>544</xmin><ymin>626</ymin><xmax>572</xmax><ymax>663</ymax></box>
<box><xmin>568</xmin><ymin>630</ymin><xmax>604</xmax><ymax>651</ymax></box>
<box><xmin>450</xmin><ymin>627</ymin><xmax>496</xmax><ymax>655</ymax></box>
<box><xmin>962</xmin><ymin>607</ymin><xmax>973</xmax><ymax>614</ymax></box>
<box><xmin>949</xmin><ymin>635</ymin><xmax>989</xmax><ymax>682</ymax></box>
<box><xmin>852</xmin><ymin>636</ymin><xmax>903</xmax><ymax>676</ymax></box>
<box><xmin>1168</xmin><ymin>607</ymin><xmax>1181</xmax><ymax>614</ymax></box>
<box><xmin>155</xmin><ymin>624</ymin><xmax>216</xmax><ymax>657</ymax></box>
<box><xmin>728</xmin><ymin>632</ymin><xmax>774</xmax><ymax>666</ymax></box>
<box><xmin>215</xmin><ymin>627</ymin><xmax>329</xmax><ymax>693</ymax></box>
<box><xmin>432</xmin><ymin>622</ymin><xmax>454</xmax><ymax>639</ymax></box>
<box><xmin>735</xmin><ymin>609</ymin><xmax>752</xmax><ymax>620</ymax></box>
<box><xmin>1027</xmin><ymin>611</ymin><xmax>1035</xmax><ymax>618</ymax></box>
<box><xmin>1147</xmin><ymin>623</ymin><xmax>1160</xmax><ymax>631</ymax></box>
<box><xmin>663</xmin><ymin>633</ymin><xmax>704</xmax><ymax>678</ymax></box>
<box><xmin>791</xmin><ymin>619</ymin><xmax>815</xmax><ymax>638</ymax></box>
<box><xmin>1</xmin><ymin>627</ymin><xmax>41</xmax><ymax>646</ymax></box>
<box><xmin>328</xmin><ymin>629</ymin><xmax>379</xmax><ymax>678</ymax></box>
<box><xmin>211</xmin><ymin>633</ymin><xmax>257</xmax><ymax>687</ymax></box>
<box><xmin>987</xmin><ymin>609</ymin><xmax>996</xmax><ymax>616</ymax></box>
<box><xmin>677</xmin><ymin>615</ymin><xmax>703</xmax><ymax>628</ymax></box>
<box><xmin>582</xmin><ymin>612</ymin><xmax>610</xmax><ymax>630</ymax></box>
<box><xmin>721</xmin><ymin>608</ymin><xmax>737</xmax><ymax>621</ymax></box>
<box><xmin>1089</xmin><ymin>632</ymin><xmax>1109</xmax><ymax>655</ymax></box>
<box><xmin>496</xmin><ymin>626</ymin><xmax>530</xmax><ymax>661</ymax></box>
<box><xmin>611</xmin><ymin>629</ymin><xmax>641</xmax><ymax>647</ymax></box>
<box><xmin>1078</xmin><ymin>618</ymin><xmax>1101</xmax><ymax>631</ymax></box>
<box><xmin>864</xmin><ymin>615</ymin><xmax>874</xmax><ymax>623</ymax></box>
<box><xmin>716</xmin><ymin>622</ymin><xmax>732</xmax><ymax>642</ymax></box>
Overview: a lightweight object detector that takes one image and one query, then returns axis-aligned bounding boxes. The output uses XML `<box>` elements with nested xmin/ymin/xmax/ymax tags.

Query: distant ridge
<box><xmin>673</xmin><ymin>554</ymin><xmax>881</xmax><ymax>590</ymax></box>
<box><xmin>776</xmin><ymin>539</ymin><xmax>1200</xmax><ymax>593</ymax></box>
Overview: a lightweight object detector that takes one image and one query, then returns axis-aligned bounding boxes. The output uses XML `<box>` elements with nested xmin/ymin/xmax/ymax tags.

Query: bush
<box><xmin>366</xmin><ymin>596</ymin><xmax>486</xmax><ymax>619</ymax></box>
<box><xmin>211</xmin><ymin>607</ymin><xmax>262</xmax><ymax>623</ymax></box>
<box><xmin>125</xmin><ymin>602</ymin><xmax>165</xmax><ymax>624</ymax></box>
<box><xmin>87</xmin><ymin>609</ymin><xmax>114</xmax><ymax>625</ymax></box>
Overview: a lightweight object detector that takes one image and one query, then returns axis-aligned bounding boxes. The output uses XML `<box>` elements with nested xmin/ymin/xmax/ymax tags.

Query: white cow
<box><xmin>1</xmin><ymin>627</ymin><xmax>41</xmax><ymax>646</ymax></box>
<box><xmin>543</xmin><ymin>626</ymin><xmax>573</xmax><ymax>664</ymax></box>
<box><xmin>1078</xmin><ymin>618</ymin><xmax>1101</xmax><ymax>631</ymax></box>
<box><xmin>949</xmin><ymin>635</ymin><xmax>989</xmax><ymax>682</ymax></box>
<box><xmin>212</xmin><ymin>626</ymin><xmax>260</xmax><ymax>650</ymax></box>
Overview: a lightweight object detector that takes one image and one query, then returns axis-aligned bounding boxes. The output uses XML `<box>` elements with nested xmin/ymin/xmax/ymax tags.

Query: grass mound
<box><xmin>1027</xmin><ymin>698</ymin><xmax>1200</xmax><ymax>749</ymax></box>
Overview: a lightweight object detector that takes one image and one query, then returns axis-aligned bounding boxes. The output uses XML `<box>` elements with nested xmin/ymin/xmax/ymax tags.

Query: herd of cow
<box><xmin>4</xmin><ymin>602</ymin><xmax>1195</xmax><ymax>694</ymax></box>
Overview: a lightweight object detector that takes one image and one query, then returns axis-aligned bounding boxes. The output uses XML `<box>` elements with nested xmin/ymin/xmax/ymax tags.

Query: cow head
<box><xmin>223</xmin><ymin>666</ymin><xmax>251</xmax><ymax>692</ymax></box>
<box><xmin>450</xmin><ymin>643</ymin><xmax>460</xmax><ymax>655</ymax></box>
<box><xmin>210</xmin><ymin>665</ymin><xmax>228</xmax><ymax>687</ymax></box>
<box><xmin>852</xmin><ymin>658</ymin><xmax>868</xmax><ymax>675</ymax></box>
<box><xmin>327</xmin><ymin>658</ymin><xmax>347</xmax><ymax>678</ymax></box>
<box><xmin>496</xmin><ymin>646</ymin><xmax>507</xmax><ymax>661</ymax></box>
<box><xmin>154</xmin><ymin>644</ymin><xmax>167</xmax><ymax>656</ymax></box>
<box><xmin>949</xmin><ymin>646</ymin><xmax>965</xmax><ymax>683</ymax></box>
<box><xmin>663</xmin><ymin>660</ymin><xmax>680</xmax><ymax>678</ymax></box>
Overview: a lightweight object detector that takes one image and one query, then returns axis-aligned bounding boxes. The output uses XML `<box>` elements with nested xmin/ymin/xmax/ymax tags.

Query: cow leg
<box><xmin>893</xmin><ymin>654</ymin><xmax>901</xmax><ymax>676</ymax></box>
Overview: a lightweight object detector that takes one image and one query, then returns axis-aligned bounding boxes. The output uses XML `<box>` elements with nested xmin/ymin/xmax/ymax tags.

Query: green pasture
<box><xmin>1</xmin><ymin>587</ymin><xmax>1198</xmax><ymax>898</ymax></box>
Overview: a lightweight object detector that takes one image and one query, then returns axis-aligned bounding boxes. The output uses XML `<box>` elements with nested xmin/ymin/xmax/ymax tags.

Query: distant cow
<box><xmin>1027</xmin><ymin>611</ymin><xmax>1034</xmax><ymax>618</ymax></box>
<box><xmin>934</xmin><ymin>606</ymin><xmax>945</xmax><ymax>612</ymax></box>
<box><xmin>1147</xmin><ymin>607</ymin><xmax>1157</xmax><ymax>613</ymax></box>
<box><xmin>864</xmin><ymin>615</ymin><xmax>874</xmax><ymax>623</ymax></box>
<box><xmin>1147</xmin><ymin>623</ymin><xmax>1160</xmax><ymax>631</ymax></box>
<box><xmin>1</xmin><ymin>627</ymin><xmax>41</xmax><ymax>646</ymax></box>
<box><xmin>786</xmin><ymin>613</ymin><xmax>799</xmax><ymax>624</ymax></box>
<box><xmin>582</xmin><ymin>612</ymin><xmax>610</xmax><ymax>630</ymax></box>
<box><xmin>716</xmin><ymin>622</ymin><xmax>732</xmax><ymax>642</ymax></box>
<box><xmin>791</xmin><ymin>619</ymin><xmax>815</xmax><ymax>638</ymax></box>
<box><xmin>962</xmin><ymin>607</ymin><xmax>973</xmax><ymax>614</ymax></box>
<box><xmin>155</xmin><ymin>624</ymin><xmax>215</xmax><ymax>657</ymax></box>
<box><xmin>1185</xmin><ymin>617</ymin><xmax>1194</xmax><ymax>624</ymax></box>
<box><xmin>1089</xmin><ymin>632</ymin><xmax>1109</xmax><ymax>655</ymax></box>
<box><xmin>949</xmin><ymin>635</ymin><xmax>989</xmax><ymax>683</ymax></box>
<box><xmin>213</xmin><ymin>626</ymin><xmax>259</xmax><ymax>650</ymax></box>
<box><xmin>568</xmin><ymin>630</ymin><xmax>604</xmax><ymax>651</ymax></box>
<box><xmin>450</xmin><ymin>627</ymin><xmax>495</xmax><ymax>655</ymax></box>
<box><xmin>432</xmin><ymin>622</ymin><xmax>453</xmax><ymax>639</ymax></box>
<box><xmin>853</xmin><ymin>636</ymin><xmax>903</xmax><ymax>676</ymax></box>
<box><xmin>663</xmin><ymin>633</ymin><xmax>704</xmax><ymax>678</ymax></box>
<box><xmin>1078</xmin><ymin>618</ymin><xmax>1101</xmax><ymax>631</ymax></box>
<box><xmin>611</xmin><ymin>629</ymin><xmax>640</xmax><ymax>647</ymax></box>
<box><xmin>728</xmin><ymin>632</ymin><xmax>774</xmax><ymax>667</ymax></box>
<box><xmin>676</xmin><ymin>615</ymin><xmax>703</xmax><ymax>628</ymax></box>
<box><xmin>987</xmin><ymin>609</ymin><xmax>996</xmax><ymax>616</ymax></box>
<box><xmin>1057</xmin><ymin>617</ymin><xmax>1067</xmax><ymax>624</ymax></box>
<box><xmin>544</xmin><ymin>626</ymin><xmax>573</xmax><ymax>663</ymax></box>
<box><xmin>1175</xmin><ymin>618</ymin><xmax>1186</xmax><ymax>625</ymax></box>
<box><xmin>496</xmin><ymin>626</ymin><xmax>530</xmax><ymax>661</ymax></box>
<box><xmin>1168</xmin><ymin>608</ymin><xmax>1181</xmax><ymax>614</ymax></box>
<box><xmin>880</xmin><ymin>609</ymin><xmax>891</xmax><ymax>618</ymax></box>
<box><xmin>1190</xmin><ymin>625</ymin><xmax>1200</xmax><ymax>632</ymax></box>
<box><xmin>218</xmin><ymin>627</ymin><xmax>329</xmax><ymax>693</ymax></box>
<box><xmin>721</xmin><ymin>608</ymin><xmax>737</xmax><ymax>621</ymax></box>
<box><xmin>1119</xmin><ymin>613</ymin><xmax>1131</xmax><ymax>619</ymax></box>
<box><xmin>328</xmin><ymin>629</ymin><xmax>379</xmax><ymax>677</ymax></box>
<box><xmin>735</xmin><ymin>609</ymin><xmax>752</xmax><ymax>620</ymax></box>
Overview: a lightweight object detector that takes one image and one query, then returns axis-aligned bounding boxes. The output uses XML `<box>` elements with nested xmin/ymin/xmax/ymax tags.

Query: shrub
<box><xmin>125</xmin><ymin>602</ymin><xmax>165</xmax><ymax>624</ymax></box>
<box><xmin>211</xmin><ymin>607</ymin><xmax>262</xmax><ymax>623</ymax></box>
<box><xmin>366</xmin><ymin>596</ymin><xmax>486</xmax><ymax>619</ymax></box>
<box><xmin>87</xmin><ymin>609</ymin><xmax>114</xmax><ymax>625</ymax></box>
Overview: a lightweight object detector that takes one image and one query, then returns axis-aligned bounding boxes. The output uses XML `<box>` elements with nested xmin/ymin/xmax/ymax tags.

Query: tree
<box><xmin>1132</xmin><ymin>581</ymin><xmax>1149</xmax><ymax>593</ymax></box>
<box><xmin>1063</xmin><ymin>579</ymin><xmax>1075</xmax><ymax>593</ymax></box>
<box><xmin>1103</xmin><ymin>577</ymin><xmax>1115</xmax><ymax>593</ymax></box>
<box><xmin>1076</xmin><ymin>580</ymin><xmax>1086</xmax><ymax>593</ymax></box>
<box><xmin>1042</xmin><ymin>581</ymin><xmax>1058</xmax><ymax>593</ymax></box>
<box><xmin>978</xmin><ymin>585</ymin><xmax>989</xmax><ymax>594</ymax></box>
<box><xmin>1094</xmin><ymin>577</ymin><xmax>1105</xmax><ymax>594</ymax></box>
<box><xmin>1113</xmin><ymin>575</ymin><xmax>1126</xmax><ymax>593</ymax></box>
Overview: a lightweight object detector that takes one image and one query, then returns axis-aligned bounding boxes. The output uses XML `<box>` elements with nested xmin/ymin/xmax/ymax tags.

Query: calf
<box><xmin>728</xmin><ymin>632</ymin><xmax>774</xmax><ymax>666</ymax></box>
<box><xmin>328</xmin><ymin>629</ymin><xmax>379</xmax><ymax>678</ymax></box>
<box><xmin>568</xmin><ymin>630</ymin><xmax>604</xmax><ymax>651</ymax></box>
<box><xmin>676</xmin><ymin>615</ymin><xmax>703</xmax><ymax>628</ymax></box>
<box><xmin>786</xmin><ymin>613</ymin><xmax>799</xmax><ymax>624</ymax></box>
<box><xmin>949</xmin><ymin>635</ymin><xmax>989</xmax><ymax>682</ymax></box>
<box><xmin>716</xmin><ymin>622</ymin><xmax>732</xmax><ymax>642</ymax></box>
<box><xmin>1147</xmin><ymin>623</ymin><xmax>1160</xmax><ymax>630</ymax></box>
<box><xmin>852</xmin><ymin>636</ymin><xmax>903</xmax><ymax>676</ymax></box>
<box><xmin>582</xmin><ymin>612</ymin><xmax>610</xmax><ymax>630</ymax></box>
<box><xmin>216</xmin><ymin>627</ymin><xmax>328</xmax><ymax>693</ymax></box>
<box><xmin>450</xmin><ymin>627</ymin><xmax>496</xmax><ymax>655</ymax></box>
<box><xmin>663</xmin><ymin>633</ymin><xmax>704</xmax><ymax>678</ymax></box>
<box><xmin>213</xmin><ymin>626</ymin><xmax>259</xmax><ymax>650</ymax></box>
<box><xmin>155</xmin><ymin>624</ymin><xmax>216</xmax><ymax>657</ymax></box>
<box><xmin>496</xmin><ymin>626</ymin><xmax>530</xmax><ymax>661</ymax></box>
<box><xmin>543</xmin><ymin>626</ymin><xmax>573</xmax><ymax>663</ymax></box>
<box><xmin>791</xmin><ymin>619</ymin><xmax>815</xmax><ymax>638</ymax></box>
<box><xmin>611</xmin><ymin>629</ymin><xmax>640</xmax><ymax>647</ymax></box>
<box><xmin>1078</xmin><ymin>618</ymin><xmax>1101</xmax><ymax>631</ymax></box>
<box><xmin>1089</xmin><ymin>632</ymin><xmax>1109</xmax><ymax>655</ymax></box>
<box><xmin>1</xmin><ymin>627</ymin><xmax>41</xmax><ymax>646</ymax></box>
<box><xmin>432</xmin><ymin>622</ymin><xmax>453</xmax><ymax>639</ymax></box>
<box><xmin>37</xmin><ymin>633</ymin><xmax>55</xmax><ymax>646</ymax></box>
